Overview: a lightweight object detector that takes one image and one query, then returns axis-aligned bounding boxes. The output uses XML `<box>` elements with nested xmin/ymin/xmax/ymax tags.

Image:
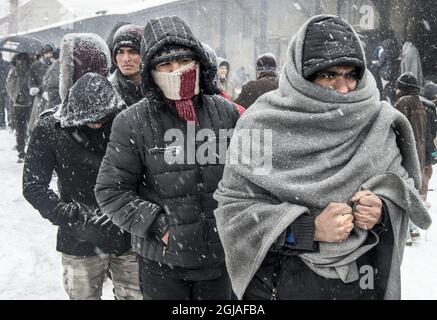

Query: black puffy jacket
<box><xmin>23</xmin><ymin>73</ymin><xmax>130</xmax><ymax>256</ymax></box>
<box><xmin>95</xmin><ymin>16</ymin><xmax>240</xmax><ymax>270</ymax></box>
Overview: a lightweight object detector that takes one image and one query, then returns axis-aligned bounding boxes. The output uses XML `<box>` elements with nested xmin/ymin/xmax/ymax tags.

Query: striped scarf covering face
<box><xmin>152</xmin><ymin>61</ymin><xmax>200</xmax><ymax>124</ymax></box>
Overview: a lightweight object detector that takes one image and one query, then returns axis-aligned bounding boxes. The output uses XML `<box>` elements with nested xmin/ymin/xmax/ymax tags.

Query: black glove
<box><xmin>79</xmin><ymin>206</ymin><xmax>114</xmax><ymax>231</ymax></box>
<box><xmin>48</xmin><ymin>201</ymin><xmax>81</xmax><ymax>226</ymax></box>
<box><xmin>149</xmin><ymin>212</ymin><xmax>169</xmax><ymax>243</ymax></box>
<box><xmin>70</xmin><ymin>205</ymin><xmax>125</xmax><ymax>249</ymax></box>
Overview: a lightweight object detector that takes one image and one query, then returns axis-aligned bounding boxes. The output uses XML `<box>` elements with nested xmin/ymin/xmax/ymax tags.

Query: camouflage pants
<box><xmin>62</xmin><ymin>249</ymin><xmax>142</xmax><ymax>300</ymax></box>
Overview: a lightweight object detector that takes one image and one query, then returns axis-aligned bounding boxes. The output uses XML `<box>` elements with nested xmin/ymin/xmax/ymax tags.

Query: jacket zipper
<box><xmin>162</xmin><ymin>244</ymin><xmax>168</xmax><ymax>257</ymax></box>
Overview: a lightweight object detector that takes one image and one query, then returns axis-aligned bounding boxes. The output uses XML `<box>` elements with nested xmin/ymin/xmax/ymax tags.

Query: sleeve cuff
<box><xmin>149</xmin><ymin>211</ymin><xmax>169</xmax><ymax>239</ymax></box>
<box><xmin>285</xmin><ymin>215</ymin><xmax>316</xmax><ymax>251</ymax></box>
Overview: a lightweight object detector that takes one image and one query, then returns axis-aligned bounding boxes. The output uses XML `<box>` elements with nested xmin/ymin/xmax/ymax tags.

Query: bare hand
<box><xmin>314</xmin><ymin>203</ymin><xmax>354</xmax><ymax>243</ymax></box>
<box><xmin>161</xmin><ymin>231</ymin><xmax>169</xmax><ymax>245</ymax></box>
<box><xmin>351</xmin><ymin>190</ymin><xmax>383</xmax><ymax>230</ymax></box>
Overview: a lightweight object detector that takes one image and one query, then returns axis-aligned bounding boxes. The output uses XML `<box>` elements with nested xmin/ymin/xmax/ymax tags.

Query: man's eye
<box><xmin>346</xmin><ymin>73</ymin><xmax>359</xmax><ymax>80</ymax></box>
<box><xmin>317</xmin><ymin>72</ymin><xmax>335</xmax><ymax>79</ymax></box>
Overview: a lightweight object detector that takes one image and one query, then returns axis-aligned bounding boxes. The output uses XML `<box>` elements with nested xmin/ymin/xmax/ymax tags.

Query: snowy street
<box><xmin>0</xmin><ymin>129</ymin><xmax>113</xmax><ymax>300</ymax></box>
<box><xmin>0</xmin><ymin>127</ymin><xmax>436</xmax><ymax>300</ymax></box>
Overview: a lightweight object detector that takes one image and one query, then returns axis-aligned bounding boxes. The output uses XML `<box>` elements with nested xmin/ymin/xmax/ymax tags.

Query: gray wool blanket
<box><xmin>213</xmin><ymin>15</ymin><xmax>431</xmax><ymax>300</ymax></box>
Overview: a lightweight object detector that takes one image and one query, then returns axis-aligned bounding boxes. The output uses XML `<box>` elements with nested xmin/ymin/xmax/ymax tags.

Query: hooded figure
<box><xmin>213</xmin><ymin>15</ymin><xmax>431</xmax><ymax>300</ymax></box>
<box><xmin>202</xmin><ymin>42</ymin><xmax>246</xmax><ymax>116</ymax></box>
<box><xmin>234</xmin><ymin>53</ymin><xmax>279</xmax><ymax>109</ymax></box>
<box><xmin>217</xmin><ymin>57</ymin><xmax>237</xmax><ymax>100</ymax></box>
<box><xmin>95</xmin><ymin>15</ymin><xmax>240</xmax><ymax>300</ymax></box>
<box><xmin>23</xmin><ymin>33</ymin><xmax>142</xmax><ymax>300</ymax></box>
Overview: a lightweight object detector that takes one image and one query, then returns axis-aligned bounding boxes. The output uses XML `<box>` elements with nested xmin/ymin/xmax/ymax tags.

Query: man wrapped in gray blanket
<box><xmin>213</xmin><ymin>15</ymin><xmax>431</xmax><ymax>300</ymax></box>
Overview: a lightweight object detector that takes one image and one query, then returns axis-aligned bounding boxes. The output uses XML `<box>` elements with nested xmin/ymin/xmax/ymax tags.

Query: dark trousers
<box><xmin>244</xmin><ymin>252</ymin><xmax>380</xmax><ymax>300</ymax></box>
<box><xmin>138</xmin><ymin>257</ymin><xmax>231</xmax><ymax>300</ymax></box>
<box><xmin>0</xmin><ymin>93</ymin><xmax>9</xmax><ymax>127</ymax></box>
<box><xmin>13</xmin><ymin>105</ymin><xmax>31</xmax><ymax>156</ymax></box>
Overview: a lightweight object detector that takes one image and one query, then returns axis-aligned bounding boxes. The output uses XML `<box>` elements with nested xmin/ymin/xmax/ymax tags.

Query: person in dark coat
<box><xmin>394</xmin><ymin>72</ymin><xmax>428</xmax><ymax>243</ymax></box>
<box><xmin>28</xmin><ymin>42</ymin><xmax>55</xmax><ymax>134</ymax></box>
<box><xmin>234</xmin><ymin>53</ymin><xmax>279</xmax><ymax>109</ymax></box>
<box><xmin>22</xmin><ymin>33</ymin><xmax>141</xmax><ymax>300</ymax></box>
<box><xmin>108</xmin><ymin>24</ymin><xmax>143</xmax><ymax>106</ymax></box>
<box><xmin>0</xmin><ymin>51</ymin><xmax>11</xmax><ymax>129</ymax></box>
<box><xmin>95</xmin><ymin>15</ymin><xmax>240</xmax><ymax>300</ymax></box>
<box><xmin>42</xmin><ymin>48</ymin><xmax>61</xmax><ymax>109</ymax></box>
<box><xmin>394</xmin><ymin>73</ymin><xmax>427</xmax><ymax>191</ymax></box>
<box><xmin>6</xmin><ymin>52</ymin><xmax>32</xmax><ymax>162</ymax></box>
<box><xmin>420</xmin><ymin>82</ymin><xmax>437</xmax><ymax>207</ymax></box>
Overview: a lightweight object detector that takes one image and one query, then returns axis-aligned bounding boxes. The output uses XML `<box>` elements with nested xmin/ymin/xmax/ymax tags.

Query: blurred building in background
<box><xmin>0</xmin><ymin>0</ymin><xmax>436</xmax><ymax>81</ymax></box>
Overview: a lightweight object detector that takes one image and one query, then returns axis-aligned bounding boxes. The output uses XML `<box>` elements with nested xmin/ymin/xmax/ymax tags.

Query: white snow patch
<box><xmin>0</xmin><ymin>130</ymin><xmax>113</xmax><ymax>299</ymax></box>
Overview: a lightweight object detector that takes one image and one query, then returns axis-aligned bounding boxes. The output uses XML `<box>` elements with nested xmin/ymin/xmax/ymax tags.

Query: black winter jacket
<box><xmin>109</xmin><ymin>69</ymin><xmax>142</xmax><ymax>107</ymax></box>
<box><xmin>95</xmin><ymin>16</ymin><xmax>240</xmax><ymax>272</ymax></box>
<box><xmin>23</xmin><ymin>74</ymin><xmax>130</xmax><ymax>256</ymax></box>
<box><xmin>95</xmin><ymin>92</ymin><xmax>239</xmax><ymax>268</ymax></box>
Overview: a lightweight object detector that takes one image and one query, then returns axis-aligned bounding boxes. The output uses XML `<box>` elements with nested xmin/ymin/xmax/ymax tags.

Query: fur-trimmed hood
<box><xmin>59</xmin><ymin>33</ymin><xmax>111</xmax><ymax>101</ymax></box>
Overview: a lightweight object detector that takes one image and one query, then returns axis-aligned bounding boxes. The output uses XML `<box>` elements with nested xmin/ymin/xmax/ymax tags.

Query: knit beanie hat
<box><xmin>112</xmin><ymin>24</ymin><xmax>143</xmax><ymax>61</ymax></box>
<box><xmin>396</xmin><ymin>72</ymin><xmax>420</xmax><ymax>92</ymax></box>
<box><xmin>256</xmin><ymin>53</ymin><xmax>277</xmax><ymax>73</ymax></box>
<box><xmin>302</xmin><ymin>16</ymin><xmax>365</xmax><ymax>80</ymax></box>
<box><xmin>42</xmin><ymin>42</ymin><xmax>55</xmax><ymax>54</ymax></box>
<box><xmin>424</xmin><ymin>82</ymin><xmax>437</xmax><ymax>100</ymax></box>
<box><xmin>150</xmin><ymin>44</ymin><xmax>197</xmax><ymax>68</ymax></box>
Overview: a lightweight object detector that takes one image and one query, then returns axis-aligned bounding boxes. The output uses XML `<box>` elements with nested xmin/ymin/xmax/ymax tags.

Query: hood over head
<box><xmin>302</xmin><ymin>16</ymin><xmax>366</xmax><ymax>81</ymax></box>
<box><xmin>217</xmin><ymin>57</ymin><xmax>230</xmax><ymax>79</ymax></box>
<box><xmin>59</xmin><ymin>33</ymin><xmax>111</xmax><ymax>101</ymax></box>
<box><xmin>54</xmin><ymin>72</ymin><xmax>125</xmax><ymax>128</ymax></box>
<box><xmin>279</xmin><ymin>14</ymin><xmax>374</xmax><ymax>105</ymax></box>
<box><xmin>140</xmin><ymin>15</ymin><xmax>217</xmax><ymax>96</ymax></box>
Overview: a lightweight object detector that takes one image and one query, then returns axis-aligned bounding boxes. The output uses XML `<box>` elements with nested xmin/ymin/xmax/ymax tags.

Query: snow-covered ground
<box><xmin>0</xmin><ymin>129</ymin><xmax>113</xmax><ymax>300</ymax></box>
<box><xmin>0</xmin><ymin>128</ymin><xmax>436</xmax><ymax>300</ymax></box>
